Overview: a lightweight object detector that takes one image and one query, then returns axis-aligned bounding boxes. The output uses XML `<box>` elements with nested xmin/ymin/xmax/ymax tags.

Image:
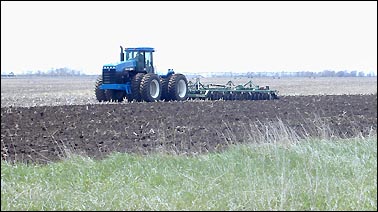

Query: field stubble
<box><xmin>1</xmin><ymin>76</ymin><xmax>377</xmax><ymax>163</ymax></box>
<box><xmin>1</xmin><ymin>76</ymin><xmax>376</xmax><ymax>107</ymax></box>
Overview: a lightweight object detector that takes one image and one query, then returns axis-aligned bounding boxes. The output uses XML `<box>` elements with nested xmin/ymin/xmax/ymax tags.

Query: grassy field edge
<box><xmin>1</xmin><ymin>135</ymin><xmax>377</xmax><ymax>211</ymax></box>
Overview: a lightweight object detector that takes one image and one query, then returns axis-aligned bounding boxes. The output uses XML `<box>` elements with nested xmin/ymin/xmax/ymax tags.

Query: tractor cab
<box><xmin>119</xmin><ymin>46</ymin><xmax>155</xmax><ymax>74</ymax></box>
<box><xmin>101</xmin><ymin>46</ymin><xmax>155</xmax><ymax>84</ymax></box>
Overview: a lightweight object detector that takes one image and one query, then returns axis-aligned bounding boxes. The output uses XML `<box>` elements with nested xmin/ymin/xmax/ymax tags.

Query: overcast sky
<box><xmin>1</xmin><ymin>1</ymin><xmax>377</xmax><ymax>75</ymax></box>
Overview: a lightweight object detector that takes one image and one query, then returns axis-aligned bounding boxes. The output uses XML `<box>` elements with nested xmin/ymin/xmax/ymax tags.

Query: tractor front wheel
<box><xmin>95</xmin><ymin>75</ymin><xmax>107</xmax><ymax>102</ymax></box>
<box><xmin>131</xmin><ymin>73</ymin><xmax>145</xmax><ymax>101</ymax></box>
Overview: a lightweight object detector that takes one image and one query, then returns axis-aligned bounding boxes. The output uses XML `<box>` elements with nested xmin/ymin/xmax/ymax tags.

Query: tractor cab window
<box><xmin>144</xmin><ymin>52</ymin><xmax>153</xmax><ymax>72</ymax></box>
<box><xmin>144</xmin><ymin>52</ymin><xmax>152</xmax><ymax>67</ymax></box>
<box><xmin>125</xmin><ymin>51</ymin><xmax>135</xmax><ymax>60</ymax></box>
<box><xmin>134</xmin><ymin>51</ymin><xmax>145</xmax><ymax>69</ymax></box>
<box><xmin>135</xmin><ymin>52</ymin><xmax>145</xmax><ymax>62</ymax></box>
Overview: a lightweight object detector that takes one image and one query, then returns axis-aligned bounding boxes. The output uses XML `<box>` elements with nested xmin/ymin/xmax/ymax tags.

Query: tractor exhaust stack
<box><xmin>120</xmin><ymin>46</ymin><xmax>124</xmax><ymax>62</ymax></box>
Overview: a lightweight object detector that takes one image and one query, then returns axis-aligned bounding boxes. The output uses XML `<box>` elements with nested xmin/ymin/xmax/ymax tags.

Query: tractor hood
<box><xmin>103</xmin><ymin>59</ymin><xmax>137</xmax><ymax>72</ymax></box>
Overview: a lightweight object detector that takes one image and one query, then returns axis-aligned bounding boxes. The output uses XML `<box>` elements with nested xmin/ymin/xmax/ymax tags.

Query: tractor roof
<box><xmin>125</xmin><ymin>47</ymin><xmax>155</xmax><ymax>52</ymax></box>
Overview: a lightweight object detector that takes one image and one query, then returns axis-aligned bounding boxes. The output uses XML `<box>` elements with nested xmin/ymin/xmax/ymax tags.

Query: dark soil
<box><xmin>1</xmin><ymin>94</ymin><xmax>377</xmax><ymax>164</ymax></box>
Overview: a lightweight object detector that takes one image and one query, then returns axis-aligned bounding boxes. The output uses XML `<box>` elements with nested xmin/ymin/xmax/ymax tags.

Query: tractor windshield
<box><xmin>125</xmin><ymin>51</ymin><xmax>136</xmax><ymax>60</ymax></box>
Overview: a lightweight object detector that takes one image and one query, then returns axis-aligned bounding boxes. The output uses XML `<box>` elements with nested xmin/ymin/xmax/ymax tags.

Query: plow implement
<box><xmin>187</xmin><ymin>78</ymin><xmax>279</xmax><ymax>100</ymax></box>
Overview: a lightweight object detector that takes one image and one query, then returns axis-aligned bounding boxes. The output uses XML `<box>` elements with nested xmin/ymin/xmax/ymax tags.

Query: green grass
<box><xmin>1</xmin><ymin>136</ymin><xmax>377</xmax><ymax>211</ymax></box>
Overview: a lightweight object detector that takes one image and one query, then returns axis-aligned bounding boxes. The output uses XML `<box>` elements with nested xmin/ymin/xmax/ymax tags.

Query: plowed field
<box><xmin>2</xmin><ymin>94</ymin><xmax>376</xmax><ymax>164</ymax></box>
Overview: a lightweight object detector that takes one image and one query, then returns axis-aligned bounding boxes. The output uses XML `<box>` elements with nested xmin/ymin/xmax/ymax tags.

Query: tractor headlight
<box><xmin>103</xmin><ymin>66</ymin><xmax>116</xmax><ymax>70</ymax></box>
<box><xmin>124</xmin><ymin>67</ymin><xmax>134</xmax><ymax>71</ymax></box>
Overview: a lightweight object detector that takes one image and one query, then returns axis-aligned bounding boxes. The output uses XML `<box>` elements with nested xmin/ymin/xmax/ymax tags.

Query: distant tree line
<box><xmin>0</xmin><ymin>72</ymin><xmax>15</xmax><ymax>78</ymax></box>
<box><xmin>1</xmin><ymin>67</ymin><xmax>85</xmax><ymax>77</ymax></box>
<box><xmin>26</xmin><ymin>67</ymin><xmax>85</xmax><ymax>76</ymax></box>
<box><xmin>208</xmin><ymin>70</ymin><xmax>376</xmax><ymax>78</ymax></box>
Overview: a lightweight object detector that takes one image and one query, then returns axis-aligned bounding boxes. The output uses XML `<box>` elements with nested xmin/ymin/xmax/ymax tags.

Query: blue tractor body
<box><xmin>95</xmin><ymin>45</ymin><xmax>188</xmax><ymax>102</ymax></box>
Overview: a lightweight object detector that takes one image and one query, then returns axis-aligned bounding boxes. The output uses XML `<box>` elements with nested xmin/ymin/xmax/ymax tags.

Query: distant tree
<box><xmin>336</xmin><ymin>71</ymin><xmax>345</xmax><ymax>77</ymax></box>
<box><xmin>320</xmin><ymin>70</ymin><xmax>335</xmax><ymax>77</ymax></box>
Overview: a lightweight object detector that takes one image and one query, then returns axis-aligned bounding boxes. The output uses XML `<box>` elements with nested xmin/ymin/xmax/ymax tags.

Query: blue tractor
<box><xmin>95</xmin><ymin>46</ymin><xmax>188</xmax><ymax>102</ymax></box>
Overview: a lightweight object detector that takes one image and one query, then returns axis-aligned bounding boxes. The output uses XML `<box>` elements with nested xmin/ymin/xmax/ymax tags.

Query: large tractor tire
<box><xmin>131</xmin><ymin>73</ymin><xmax>145</xmax><ymax>101</ymax></box>
<box><xmin>140</xmin><ymin>73</ymin><xmax>162</xmax><ymax>102</ymax></box>
<box><xmin>95</xmin><ymin>75</ymin><xmax>107</xmax><ymax>102</ymax></box>
<box><xmin>167</xmin><ymin>74</ymin><xmax>188</xmax><ymax>101</ymax></box>
<box><xmin>105</xmin><ymin>90</ymin><xmax>125</xmax><ymax>102</ymax></box>
<box><xmin>160</xmin><ymin>75</ymin><xmax>171</xmax><ymax>101</ymax></box>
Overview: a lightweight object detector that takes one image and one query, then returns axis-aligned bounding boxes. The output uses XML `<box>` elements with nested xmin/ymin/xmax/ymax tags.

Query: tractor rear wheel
<box><xmin>95</xmin><ymin>75</ymin><xmax>107</xmax><ymax>102</ymax></box>
<box><xmin>160</xmin><ymin>75</ymin><xmax>171</xmax><ymax>101</ymax></box>
<box><xmin>140</xmin><ymin>73</ymin><xmax>162</xmax><ymax>102</ymax></box>
<box><xmin>131</xmin><ymin>73</ymin><xmax>145</xmax><ymax>101</ymax></box>
<box><xmin>167</xmin><ymin>74</ymin><xmax>188</xmax><ymax>101</ymax></box>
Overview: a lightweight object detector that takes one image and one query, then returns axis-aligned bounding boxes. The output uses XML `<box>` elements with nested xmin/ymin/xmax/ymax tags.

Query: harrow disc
<box><xmin>187</xmin><ymin>78</ymin><xmax>279</xmax><ymax>101</ymax></box>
